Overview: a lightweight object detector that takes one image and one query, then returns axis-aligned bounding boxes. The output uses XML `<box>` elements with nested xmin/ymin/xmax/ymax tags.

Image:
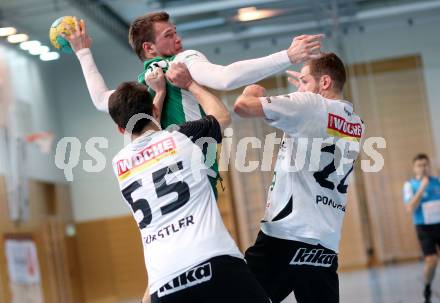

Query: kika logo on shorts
<box><xmin>158</xmin><ymin>263</ymin><xmax>212</xmax><ymax>297</ymax></box>
<box><xmin>290</xmin><ymin>248</ymin><xmax>336</xmax><ymax>267</ymax></box>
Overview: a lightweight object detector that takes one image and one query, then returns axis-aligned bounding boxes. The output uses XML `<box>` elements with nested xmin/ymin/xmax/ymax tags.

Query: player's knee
<box><xmin>425</xmin><ymin>254</ymin><xmax>438</xmax><ymax>266</ymax></box>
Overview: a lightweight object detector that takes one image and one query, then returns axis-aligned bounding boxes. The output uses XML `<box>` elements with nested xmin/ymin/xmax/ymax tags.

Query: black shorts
<box><xmin>416</xmin><ymin>223</ymin><xmax>440</xmax><ymax>256</ymax></box>
<box><xmin>245</xmin><ymin>231</ymin><xmax>339</xmax><ymax>303</ymax></box>
<box><xmin>151</xmin><ymin>255</ymin><xmax>270</xmax><ymax>303</ymax></box>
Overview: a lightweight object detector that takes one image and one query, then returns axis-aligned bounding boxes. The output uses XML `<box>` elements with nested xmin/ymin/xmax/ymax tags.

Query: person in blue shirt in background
<box><xmin>404</xmin><ymin>153</ymin><xmax>440</xmax><ymax>303</ymax></box>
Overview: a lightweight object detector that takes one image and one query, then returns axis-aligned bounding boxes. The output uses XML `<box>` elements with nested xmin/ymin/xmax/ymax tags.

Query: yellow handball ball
<box><xmin>49</xmin><ymin>16</ymin><xmax>80</xmax><ymax>53</ymax></box>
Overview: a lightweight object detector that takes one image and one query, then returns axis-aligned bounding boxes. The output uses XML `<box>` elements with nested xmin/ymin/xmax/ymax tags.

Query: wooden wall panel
<box><xmin>339</xmin><ymin>182</ymin><xmax>369</xmax><ymax>270</ymax></box>
<box><xmin>75</xmin><ymin>215</ymin><xmax>147</xmax><ymax>303</ymax></box>
<box><xmin>64</xmin><ymin>233</ymin><xmax>85</xmax><ymax>303</ymax></box>
<box><xmin>0</xmin><ymin>177</ymin><xmax>80</xmax><ymax>303</ymax></box>
<box><xmin>216</xmin><ymin>170</ymin><xmax>240</xmax><ymax>244</ymax></box>
<box><xmin>348</xmin><ymin>55</ymin><xmax>434</xmax><ymax>263</ymax></box>
<box><xmin>106</xmin><ymin>217</ymin><xmax>147</xmax><ymax>299</ymax></box>
<box><xmin>75</xmin><ymin>220</ymin><xmax>117</xmax><ymax>303</ymax></box>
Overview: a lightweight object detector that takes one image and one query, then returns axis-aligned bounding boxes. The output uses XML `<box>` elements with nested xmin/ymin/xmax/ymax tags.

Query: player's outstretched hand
<box><xmin>145</xmin><ymin>67</ymin><xmax>166</xmax><ymax>93</ymax></box>
<box><xmin>61</xmin><ymin>17</ymin><xmax>92</xmax><ymax>53</ymax></box>
<box><xmin>166</xmin><ymin>62</ymin><xmax>193</xmax><ymax>90</ymax></box>
<box><xmin>286</xmin><ymin>70</ymin><xmax>301</xmax><ymax>88</ymax></box>
<box><xmin>287</xmin><ymin>34</ymin><xmax>323</xmax><ymax>64</ymax></box>
<box><xmin>242</xmin><ymin>84</ymin><xmax>266</xmax><ymax>97</ymax></box>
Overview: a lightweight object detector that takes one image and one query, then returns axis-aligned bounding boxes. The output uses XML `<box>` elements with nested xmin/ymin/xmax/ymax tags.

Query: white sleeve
<box><xmin>260</xmin><ymin>92</ymin><xmax>324</xmax><ymax>137</ymax></box>
<box><xmin>403</xmin><ymin>181</ymin><xmax>414</xmax><ymax>204</ymax></box>
<box><xmin>75</xmin><ymin>48</ymin><xmax>114</xmax><ymax>113</ymax></box>
<box><xmin>176</xmin><ymin>50</ymin><xmax>291</xmax><ymax>91</ymax></box>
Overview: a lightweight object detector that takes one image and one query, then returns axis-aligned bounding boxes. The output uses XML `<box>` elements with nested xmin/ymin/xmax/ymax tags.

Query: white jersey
<box><xmin>112</xmin><ymin>117</ymin><xmax>242</xmax><ymax>293</ymax></box>
<box><xmin>75</xmin><ymin>47</ymin><xmax>290</xmax><ymax>113</ymax></box>
<box><xmin>260</xmin><ymin>92</ymin><xmax>365</xmax><ymax>252</ymax></box>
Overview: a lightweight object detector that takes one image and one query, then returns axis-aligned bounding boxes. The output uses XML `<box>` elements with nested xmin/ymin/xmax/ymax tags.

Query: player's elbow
<box><xmin>205</xmin><ymin>79</ymin><xmax>238</xmax><ymax>91</ymax></box>
<box><xmin>219</xmin><ymin>78</ymin><xmax>241</xmax><ymax>91</ymax></box>
<box><xmin>93</xmin><ymin>91</ymin><xmax>112</xmax><ymax>112</ymax></box>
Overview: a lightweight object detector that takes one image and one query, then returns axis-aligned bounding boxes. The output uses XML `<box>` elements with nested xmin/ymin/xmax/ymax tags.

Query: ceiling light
<box><xmin>7</xmin><ymin>33</ymin><xmax>29</xmax><ymax>44</ymax></box>
<box><xmin>178</xmin><ymin>17</ymin><xmax>225</xmax><ymax>31</ymax></box>
<box><xmin>20</xmin><ymin>40</ymin><xmax>41</xmax><ymax>51</ymax></box>
<box><xmin>0</xmin><ymin>27</ymin><xmax>17</xmax><ymax>37</ymax></box>
<box><xmin>29</xmin><ymin>45</ymin><xmax>50</xmax><ymax>55</ymax></box>
<box><xmin>40</xmin><ymin>52</ymin><xmax>60</xmax><ymax>61</ymax></box>
<box><xmin>39</xmin><ymin>46</ymin><xmax>50</xmax><ymax>53</ymax></box>
<box><xmin>237</xmin><ymin>7</ymin><xmax>278</xmax><ymax>22</ymax></box>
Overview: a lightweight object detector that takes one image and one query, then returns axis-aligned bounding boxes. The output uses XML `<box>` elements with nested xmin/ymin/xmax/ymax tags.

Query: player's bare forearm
<box><xmin>141</xmin><ymin>287</ymin><xmax>150</xmax><ymax>303</ymax></box>
<box><xmin>406</xmin><ymin>177</ymin><xmax>429</xmax><ymax>213</ymax></box>
<box><xmin>406</xmin><ymin>189</ymin><xmax>425</xmax><ymax>213</ymax></box>
<box><xmin>187</xmin><ymin>82</ymin><xmax>231</xmax><ymax>130</ymax></box>
<box><xmin>406</xmin><ymin>186</ymin><xmax>426</xmax><ymax>213</ymax></box>
<box><xmin>153</xmin><ymin>91</ymin><xmax>166</xmax><ymax>123</ymax></box>
<box><xmin>145</xmin><ymin>68</ymin><xmax>166</xmax><ymax>123</ymax></box>
<box><xmin>234</xmin><ymin>85</ymin><xmax>265</xmax><ymax>117</ymax></box>
<box><xmin>233</xmin><ymin>95</ymin><xmax>265</xmax><ymax>118</ymax></box>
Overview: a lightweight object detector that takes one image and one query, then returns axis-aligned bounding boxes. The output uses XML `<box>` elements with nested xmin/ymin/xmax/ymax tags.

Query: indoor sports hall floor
<box><xmin>116</xmin><ymin>261</ymin><xmax>438</xmax><ymax>303</ymax></box>
<box><xmin>284</xmin><ymin>261</ymin><xmax>437</xmax><ymax>303</ymax></box>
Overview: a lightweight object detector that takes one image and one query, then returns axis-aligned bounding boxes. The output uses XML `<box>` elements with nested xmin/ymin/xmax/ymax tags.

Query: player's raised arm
<box><xmin>144</xmin><ymin>67</ymin><xmax>166</xmax><ymax>122</ymax></box>
<box><xmin>167</xmin><ymin>63</ymin><xmax>230</xmax><ymax>130</ymax></box>
<box><xmin>62</xmin><ymin>18</ymin><xmax>114</xmax><ymax>113</ymax></box>
<box><xmin>168</xmin><ymin>34</ymin><xmax>323</xmax><ymax>91</ymax></box>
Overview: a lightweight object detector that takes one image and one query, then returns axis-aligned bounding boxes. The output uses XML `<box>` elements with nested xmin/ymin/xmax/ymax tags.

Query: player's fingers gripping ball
<box><xmin>49</xmin><ymin>16</ymin><xmax>80</xmax><ymax>53</ymax></box>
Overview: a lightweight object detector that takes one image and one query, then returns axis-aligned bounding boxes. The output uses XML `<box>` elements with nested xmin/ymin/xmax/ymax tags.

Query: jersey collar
<box><xmin>338</xmin><ymin>99</ymin><xmax>353</xmax><ymax>114</ymax></box>
<box><xmin>130</xmin><ymin>130</ymin><xmax>159</xmax><ymax>151</ymax></box>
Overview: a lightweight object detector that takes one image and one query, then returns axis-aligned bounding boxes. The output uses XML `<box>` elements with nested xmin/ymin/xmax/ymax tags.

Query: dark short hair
<box><xmin>305</xmin><ymin>53</ymin><xmax>346</xmax><ymax>93</ymax></box>
<box><xmin>108</xmin><ymin>82</ymin><xmax>154</xmax><ymax>135</ymax></box>
<box><xmin>128</xmin><ymin>11</ymin><xmax>170</xmax><ymax>61</ymax></box>
<box><xmin>413</xmin><ymin>153</ymin><xmax>430</xmax><ymax>163</ymax></box>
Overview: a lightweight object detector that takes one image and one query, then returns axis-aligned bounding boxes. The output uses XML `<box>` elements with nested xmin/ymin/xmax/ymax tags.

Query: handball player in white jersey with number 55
<box><xmin>109</xmin><ymin>64</ymin><xmax>270</xmax><ymax>303</ymax></box>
